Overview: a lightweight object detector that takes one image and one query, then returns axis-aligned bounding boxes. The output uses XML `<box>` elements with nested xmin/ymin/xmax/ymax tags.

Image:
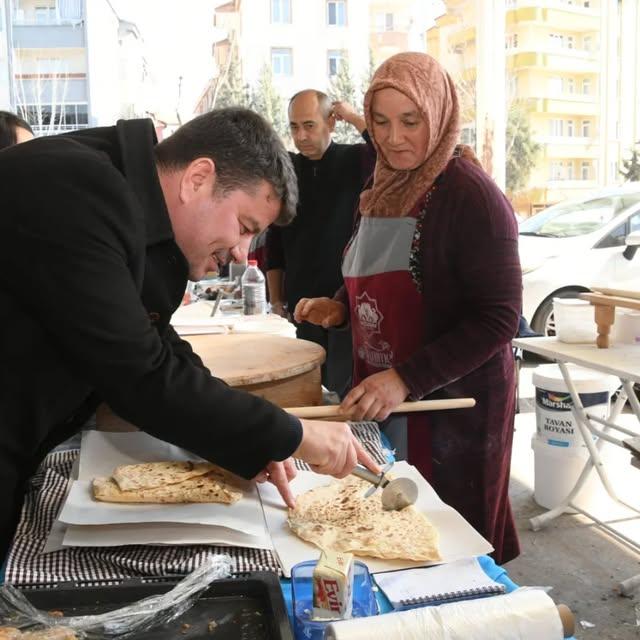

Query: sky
<box><xmin>110</xmin><ymin>0</ymin><xmax>223</xmax><ymax>120</ymax></box>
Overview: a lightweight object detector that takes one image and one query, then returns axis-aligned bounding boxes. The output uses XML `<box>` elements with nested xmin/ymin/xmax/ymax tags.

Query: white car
<box><xmin>519</xmin><ymin>185</ymin><xmax>640</xmax><ymax>334</ymax></box>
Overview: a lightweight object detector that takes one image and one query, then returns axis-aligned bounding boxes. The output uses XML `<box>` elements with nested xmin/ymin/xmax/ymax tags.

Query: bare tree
<box><xmin>13</xmin><ymin>57</ymin><xmax>71</xmax><ymax>136</ymax></box>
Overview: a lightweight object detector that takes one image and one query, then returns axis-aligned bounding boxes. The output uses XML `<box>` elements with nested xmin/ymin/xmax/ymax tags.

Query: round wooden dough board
<box><xmin>96</xmin><ymin>334</ymin><xmax>325</xmax><ymax>432</ymax></box>
<box><xmin>185</xmin><ymin>333</ymin><xmax>326</xmax><ymax>407</ymax></box>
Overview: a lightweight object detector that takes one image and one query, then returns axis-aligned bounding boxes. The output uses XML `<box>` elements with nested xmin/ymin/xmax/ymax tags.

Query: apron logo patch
<box><xmin>355</xmin><ymin>292</ymin><xmax>383</xmax><ymax>335</ymax></box>
<box><xmin>355</xmin><ymin>292</ymin><xmax>393</xmax><ymax>368</ymax></box>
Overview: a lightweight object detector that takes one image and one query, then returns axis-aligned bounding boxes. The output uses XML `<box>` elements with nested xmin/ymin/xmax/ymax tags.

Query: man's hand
<box><xmin>332</xmin><ymin>101</ymin><xmax>366</xmax><ymax>134</ymax></box>
<box><xmin>294</xmin><ymin>297</ymin><xmax>346</xmax><ymax>328</ymax></box>
<box><xmin>340</xmin><ymin>368</ymin><xmax>410</xmax><ymax>421</ymax></box>
<box><xmin>292</xmin><ymin>419</ymin><xmax>381</xmax><ymax>478</ymax></box>
<box><xmin>253</xmin><ymin>458</ymin><xmax>297</xmax><ymax>508</ymax></box>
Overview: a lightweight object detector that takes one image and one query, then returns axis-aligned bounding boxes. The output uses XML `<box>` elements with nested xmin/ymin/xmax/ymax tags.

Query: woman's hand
<box><xmin>294</xmin><ymin>297</ymin><xmax>346</xmax><ymax>328</ymax></box>
<box><xmin>340</xmin><ymin>368</ymin><xmax>410</xmax><ymax>422</ymax></box>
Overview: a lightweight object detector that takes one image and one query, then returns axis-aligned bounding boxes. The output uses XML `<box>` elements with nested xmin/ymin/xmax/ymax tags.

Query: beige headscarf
<box><xmin>360</xmin><ymin>52</ymin><xmax>461</xmax><ymax>217</ymax></box>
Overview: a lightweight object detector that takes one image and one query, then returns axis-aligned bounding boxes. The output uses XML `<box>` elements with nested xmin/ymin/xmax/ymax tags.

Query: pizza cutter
<box><xmin>351</xmin><ymin>462</ymin><xmax>418</xmax><ymax>511</ymax></box>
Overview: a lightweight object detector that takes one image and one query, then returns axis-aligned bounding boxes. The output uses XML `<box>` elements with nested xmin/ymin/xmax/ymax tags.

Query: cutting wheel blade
<box><xmin>381</xmin><ymin>477</ymin><xmax>418</xmax><ymax>511</ymax></box>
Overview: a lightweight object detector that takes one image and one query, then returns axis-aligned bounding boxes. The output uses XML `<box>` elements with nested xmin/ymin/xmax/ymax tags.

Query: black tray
<box><xmin>16</xmin><ymin>572</ymin><xmax>293</xmax><ymax>639</ymax></box>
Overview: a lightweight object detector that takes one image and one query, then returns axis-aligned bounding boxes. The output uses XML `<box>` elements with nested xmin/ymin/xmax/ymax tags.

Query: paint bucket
<box><xmin>531</xmin><ymin>435</ymin><xmax>596</xmax><ymax>509</ymax></box>
<box><xmin>532</xmin><ymin>364</ymin><xmax>617</xmax><ymax>448</ymax></box>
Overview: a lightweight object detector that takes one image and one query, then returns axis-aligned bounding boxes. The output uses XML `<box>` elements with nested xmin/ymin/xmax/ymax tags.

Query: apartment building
<box><xmin>427</xmin><ymin>0</ymin><xmax>640</xmax><ymax>209</ymax></box>
<box><xmin>1</xmin><ymin>0</ymin><xmax>152</xmax><ymax>135</ymax></box>
<box><xmin>196</xmin><ymin>0</ymin><xmax>436</xmax><ymax>116</ymax></box>
<box><xmin>369</xmin><ymin>1</ymin><xmax>434</xmax><ymax>65</ymax></box>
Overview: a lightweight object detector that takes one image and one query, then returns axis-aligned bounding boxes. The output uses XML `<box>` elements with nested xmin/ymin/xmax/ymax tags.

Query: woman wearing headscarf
<box><xmin>295</xmin><ymin>52</ymin><xmax>522</xmax><ymax>563</ymax></box>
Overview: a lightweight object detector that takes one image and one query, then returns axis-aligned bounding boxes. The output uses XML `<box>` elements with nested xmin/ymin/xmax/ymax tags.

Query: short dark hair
<box><xmin>289</xmin><ymin>90</ymin><xmax>333</xmax><ymax>120</ymax></box>
<box><xmin>154</xmin><ymin>108</ymin><xmax>297</xmax><ymax>225</ymax></box>
<box><xmin>0</xmin><ymin>110</ymin><xmax>33</xmax><ymax>150</ymax></box>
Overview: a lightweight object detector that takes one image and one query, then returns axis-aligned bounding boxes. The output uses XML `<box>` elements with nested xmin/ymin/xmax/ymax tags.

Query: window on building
<box><xmin>566</xmin><ymin>35</ymin><xmax>574</xmax><ymax>49</ymax></box>
<box><xmin>549</xmin><ymin>76</ymin><xmax>563</xmax><ymax>95</ymax></box>
<box><xmin>271</xmin><ymin>48</ymin><xmax>293</xmax><ymax>76</ymax></box>
<box><xmin>582</xmin><ymin>120</ymin><xmax>590</xmax><ymax>137</ymax></box>
<box><xmin>34</xmin><ymin>5</ymin><xmax>56</xmax><ymax>24</ymax></box>
<box><xmin>610</xmin><ymin>161</ymin><xmax>618</xmax><ymax>182</ymax></box>
<box><xmin>583</xmin><ymin>78</ymin><xmax>591</xmax><ymax>95</ymax></box>
<box><xmin>375</xmin><ymin>12</ymin><xmax>394</xmax><ymax>32</ymax></box>
<box><xmin>549</xmin><ymin>118</ymin><xmax>564</xmax><ymax>137</ymax></box>
<box><xmin>327</xmin><ymin>0</ymin><xmax>346</xmax><ymax>26</ymax></box>
<box><xmin>550</xmin><ymin>161</ymin><xmax>565</xmax><ymax>180</ymax></box>
<box><xmin>461</xmin><ymin>126</ymin><xmax>476</xmax><ymax>146</ymax></box>
<box><xmin>566</xmin><ymin>162</ymin><xmax>574</xmax><ymax>180</ymax></box>
<box><xmin>549</xmin><ymin>33</ymin><xmax>563</xmax><ymax>48</ymax></box>
<box><xmin>567</xmin><ymin>120</ymin><xmax>574</xmax><ymax>136</ymax></box>
<box><xmin>505</xmin><ymin>33</ymin><xmax>518</xmax><ymax>48</ymax></box>
<box><xmin>566</xmin><ymin>77</ymin><xmax>574</xmax><ymax>93</ymax></box>
<box><xmin>581</xmin><ymin>161</ymin><xmax>591</xmax><ymax>180</ymax></box>
<box><xmin>327</xmin><ymin>50</ymin><xmax>345</xmax><ymax>76</ymax></box>
<box><xmin>583</xmin><ymin>35</ymin><xmax>592</xmax><ymax>51</ymax></box>
<box><xmin>23</xmin><ymin>102</ymin><xmax>88</xmax><ymax>132</ymax></box>
<box><xmin>271</xmin><ymin>0</ymin><xmax>291</xmax><ymax>24</ymax></box>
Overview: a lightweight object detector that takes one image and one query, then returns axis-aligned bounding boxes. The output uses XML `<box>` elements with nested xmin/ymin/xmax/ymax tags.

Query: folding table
<box><xmin>512</xmin><ymin>336</ymin><xmax>640</xmax><ymax>594</ymax></box>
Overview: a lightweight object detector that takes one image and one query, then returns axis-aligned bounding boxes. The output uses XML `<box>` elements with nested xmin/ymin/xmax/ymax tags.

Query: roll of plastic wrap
<box><xmin>324</xmin><ymin>590</ymin><xmax>565</xmax><ymax>640</ymax></box>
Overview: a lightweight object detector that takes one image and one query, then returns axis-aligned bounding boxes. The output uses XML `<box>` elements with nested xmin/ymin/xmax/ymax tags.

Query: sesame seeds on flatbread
<box><xmin>288</xmin><ymin>476</ymin><xmax>440</xmax><ymax>562</ymax></box>
<box><xmin>93</xmin><ymin>461</ymin><xmax>243</xmax><ymax>505</ymax></box>
<box><xmin>113</xmin><ymin>461</ymin><xmax>217</xmax><ymax>492</ymax></box>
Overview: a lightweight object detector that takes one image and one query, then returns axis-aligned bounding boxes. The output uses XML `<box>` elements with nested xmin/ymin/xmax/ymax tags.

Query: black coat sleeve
<box><xmin>0</xmin><ymin>149</ymin><xmax>302</xmax><ymax>479</ymax></box>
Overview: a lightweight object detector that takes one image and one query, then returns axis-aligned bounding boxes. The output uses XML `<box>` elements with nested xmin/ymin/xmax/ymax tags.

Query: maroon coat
<box><xmin>339</xmin><ymin>157</ymin><xmax>522</xmax><ymax>563</ymax></box>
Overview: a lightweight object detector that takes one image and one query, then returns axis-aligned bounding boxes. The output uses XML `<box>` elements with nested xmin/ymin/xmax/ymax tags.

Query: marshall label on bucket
<box><xmin>312</xmin><ymin>549</ymin><xmax>354</xmax><ymax>620</ymax></box>
<box><xmin>535</xmin><ymin>389</ymin><xmax>610</xmax><ymax>447</ymax></box>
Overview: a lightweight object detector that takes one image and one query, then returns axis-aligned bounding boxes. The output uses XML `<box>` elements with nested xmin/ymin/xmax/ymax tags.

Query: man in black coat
<box><xmin>266</xmin><ymin>91</ymin><xmax>375</xmax><ymax>397</ymax></box>
<box><xmin>0</xmin><ymin>108</ymin><xmax>378</xmax><ymax>559</ymax></box>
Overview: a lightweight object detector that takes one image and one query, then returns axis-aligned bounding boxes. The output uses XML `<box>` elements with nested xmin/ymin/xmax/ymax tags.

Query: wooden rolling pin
<box><xmin>557</xmin><ymin>603</ymin><xmax>576</xmax><ymax>638</ymax></box>
<box><xmin>591</xmin><ymin>287</ymin><xmax>640</xmax><ymax>301</ymax></box>
<box><xmin>285</xmin><ymin>398</ymin><xmax>475</xmax><ymax>419</ymax></box>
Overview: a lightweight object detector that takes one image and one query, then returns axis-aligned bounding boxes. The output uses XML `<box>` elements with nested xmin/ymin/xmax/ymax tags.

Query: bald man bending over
<box><xmin>266</xmin><ymin>90</ymin><xmax>375</xmax><ymax>397</ymax></box>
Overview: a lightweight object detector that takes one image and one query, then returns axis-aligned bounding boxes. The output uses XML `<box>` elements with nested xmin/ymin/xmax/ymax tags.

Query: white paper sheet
<box><xmin>62</xmin><ymin>522</ymin><xmax>273</xmax><ymax>550</ymax></box>
<box><xmin>258</xmin><ymin>461</ymin><xmax>493</xmax><ymax>577</ymax></box>
<box><xmin>57</xmin><ymin>431</ymin><xmax>267</xmax><ymax>538</ymax></box>
<box><xmin>171</xmin><ymin>301</ymin><xmax>296</xmax><ymax>337</ymax></box>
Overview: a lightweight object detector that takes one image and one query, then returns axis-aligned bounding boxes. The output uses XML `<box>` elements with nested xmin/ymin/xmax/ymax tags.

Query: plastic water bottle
<box><xmin>241</xmin><ymin>260</ymin><xmax>267</xmax><ymax>315</ymax></box>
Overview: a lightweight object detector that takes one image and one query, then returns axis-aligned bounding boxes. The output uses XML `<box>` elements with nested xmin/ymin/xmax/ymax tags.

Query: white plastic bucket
<box><xmin>531</xmin><ymin>436</ymin><xmax>593</xmax><ymax>509</ymax></box>
<box><xmin>613</xmin><ymin>309</ymin><xmax>640</xmax><ymax>345</ymax></box>
<box><xmin>532</xmin><ymin>364</ymin><xmax>617</xmax><ymax>448</ymax></box>
<box><xmin>553</xmin><ymin>298</ymin><xmax>594</xmax><ymax>343</ymax></box>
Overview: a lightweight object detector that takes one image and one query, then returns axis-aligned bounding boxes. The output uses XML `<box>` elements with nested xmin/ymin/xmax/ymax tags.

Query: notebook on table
<box><xmin>374</xmin><ymin>557</ymin><xmax>506</xmax><ymax>610</ymax></box>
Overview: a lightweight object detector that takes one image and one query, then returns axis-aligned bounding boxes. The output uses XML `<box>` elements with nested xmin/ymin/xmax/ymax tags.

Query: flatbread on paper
<box><xmin>288</xmin><ymin>476</ymin><xmax>440</xmax><ymax>562</ymax></box>
<box><xmin>113</xmin><ymin>461</ymin><xmax>217</xmax><ymax>492</ymax></box>
<box><xmin>93</xmin><ymin>470</ymin><xmax>243</xmax><ymax>505</ymax></box>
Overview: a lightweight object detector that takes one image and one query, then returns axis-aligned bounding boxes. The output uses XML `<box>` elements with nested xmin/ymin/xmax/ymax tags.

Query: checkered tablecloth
<box><xmin>4</xmin><ymin>423</ymin><xmax>386</xmax><ymax>586</ymax></box>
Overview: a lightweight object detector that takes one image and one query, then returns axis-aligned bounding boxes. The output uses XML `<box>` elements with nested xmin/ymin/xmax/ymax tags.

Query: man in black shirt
<box><xmin>0</xmin><ymin>108</ymin><xmax>378</xmax><ymax>559</ymax></box>
<box><xmin>266</xmin><ymin>91</ymin><xmax>375</xmax><ymax>396</ymax></box>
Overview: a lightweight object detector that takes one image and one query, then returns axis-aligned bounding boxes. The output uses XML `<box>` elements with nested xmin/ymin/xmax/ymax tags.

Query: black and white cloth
<box><xmin>4</xmin><ymin>423</ymin><xmax>386</xmax><ymax>586</ymax></box>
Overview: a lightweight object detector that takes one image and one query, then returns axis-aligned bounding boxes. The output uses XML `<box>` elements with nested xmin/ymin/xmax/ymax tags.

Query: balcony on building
<box><xmin>12</xmin><ymin>0</ymin><xmax>85</xmax><ymax>49</ymax></box>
